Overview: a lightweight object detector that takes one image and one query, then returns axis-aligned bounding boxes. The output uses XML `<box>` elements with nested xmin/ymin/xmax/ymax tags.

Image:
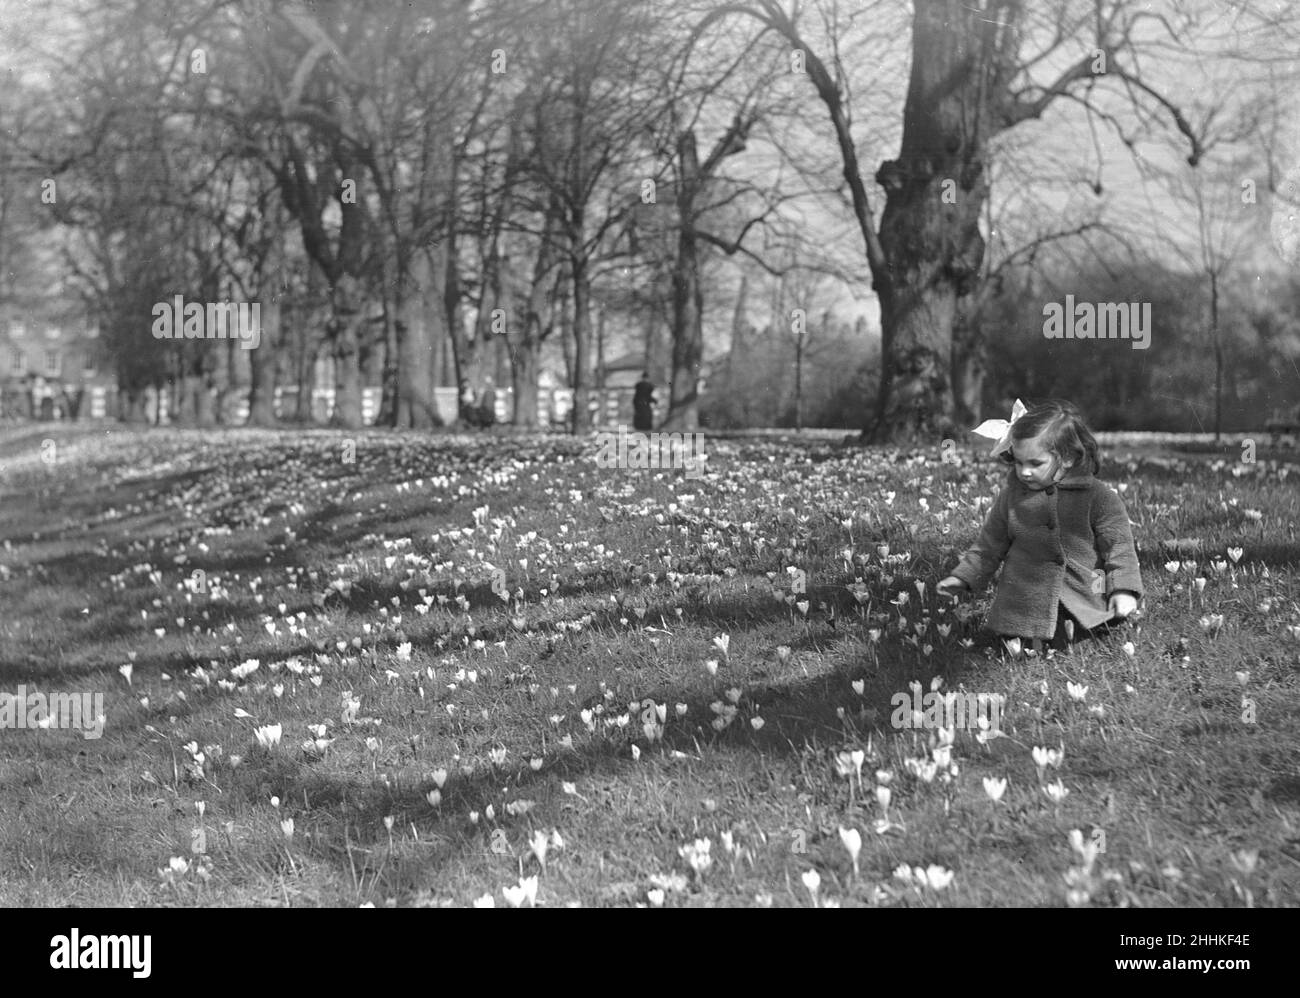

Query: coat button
<box><xmin>1054</xmin><ymin>554</ymin><xmax>1065</xmax><ymax>565</ymax></box>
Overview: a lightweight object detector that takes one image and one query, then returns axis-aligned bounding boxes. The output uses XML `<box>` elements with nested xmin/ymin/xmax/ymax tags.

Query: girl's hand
<box><xmin>1109</xmin><ymin>592</ymin><xmax>1138</xmax><ymax>618</ymax></box>
<box><xmin>937</xmin><ymin>576</ymin><xmax>968</xmax><ymax>598</ymax></box>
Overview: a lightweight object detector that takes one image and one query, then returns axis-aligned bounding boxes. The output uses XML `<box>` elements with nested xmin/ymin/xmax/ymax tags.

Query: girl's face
<box><xmin>1010</xmin><ymin>434</ymin><xmax>1072</xmax><ymax>490</ymax></box>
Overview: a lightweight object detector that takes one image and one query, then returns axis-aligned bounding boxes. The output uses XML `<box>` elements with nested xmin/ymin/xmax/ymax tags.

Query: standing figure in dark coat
<box><xmin>632</xmin><ymin>372</ymin><xmax>655</xmax><ymax>432</ymax></box>
<box><xmin>460</xmin><ymin>378</ymin><xmax>482</xmax><ymax>428</ymax></box>
<box><xmin>64</xmin><ymin>382</ymin><xmax>84</xmax><ymax>421</ymax></box>
<box><xmin>479</xmin><ymin>377</ymin><xmax>497</xmax><ymax>428</ymax></box>
<box><xmin>33</xmin><ymin>375</ymin><xmax>52</xmax><ymax>420</ymax></box>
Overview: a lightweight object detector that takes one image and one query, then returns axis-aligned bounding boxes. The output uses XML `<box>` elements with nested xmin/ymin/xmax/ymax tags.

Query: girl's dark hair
<box><xmin>998</xmin><ymin>398</ymin><xmax>1101</xmax><ymax>475</ymax></box>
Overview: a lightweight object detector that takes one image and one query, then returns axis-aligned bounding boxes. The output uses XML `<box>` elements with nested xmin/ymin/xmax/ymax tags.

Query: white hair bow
<box><xmin>971</xmin><ymin>398</ymin><xmax>1026</xmax><ymax>456</ymax></box>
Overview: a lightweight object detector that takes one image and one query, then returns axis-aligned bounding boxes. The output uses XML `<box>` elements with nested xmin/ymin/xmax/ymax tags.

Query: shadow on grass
<box><xmin>5</xmin><ymin>429</ymin><xmax>1295</xmax><ymax>900</ymax></box>
<box><xmin>192</xmin><ymin>606</ymin><xmax>1017</xmax><ymax>901</ymax></box>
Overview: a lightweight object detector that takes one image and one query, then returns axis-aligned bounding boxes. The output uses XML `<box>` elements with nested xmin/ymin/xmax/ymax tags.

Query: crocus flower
<box><xmin>839</xmin><ymin>826</ymin><xmax>862</xmax><ymax>877</ymax></box>
<box><xmin>983</xmin><ymin>776</ymin><xmax>1007</xmax><ymax>802</ymax></box>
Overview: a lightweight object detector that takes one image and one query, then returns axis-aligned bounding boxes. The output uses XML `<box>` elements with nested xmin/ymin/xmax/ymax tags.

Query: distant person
<box><xmin>62</xmin><ymin>382</ymin><xmax>84</xmax><ymax>421</ymax></box>
<box><xmin>937</xmin><ymin>398</ymin><xmax>1143</xmax><ymax>653</ymax></box>
<box><xmin>33</xmin><ymin>375</ymin><xmax>51</xmax><ymax>421</ymax></box>
<box><xmin>633</xmin><ymin>371</ymin><xmax>656</xmax><ymax>432</ymax></box>
<box><xmin>479</xmin><ymin>377</ymin><xmax>497</xmax><ymax>427</ymax></box>
<box><xmin>460</xmin><ymin>378</ymin><xmax>480</xmax><ymax>427</ymax></box>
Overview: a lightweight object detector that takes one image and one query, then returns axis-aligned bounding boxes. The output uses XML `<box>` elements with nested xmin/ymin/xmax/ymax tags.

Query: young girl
<box><xmin>937</xmin><ymin>399</ymin><xmax>1142</xmax><ymax>649</ymax></box>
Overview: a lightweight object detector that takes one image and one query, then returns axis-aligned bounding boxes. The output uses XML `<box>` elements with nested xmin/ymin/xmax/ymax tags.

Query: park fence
<box><xmin>3</xmin><ymin>383</ymin><xmax>642</xmax><ymax>429</ymax></box>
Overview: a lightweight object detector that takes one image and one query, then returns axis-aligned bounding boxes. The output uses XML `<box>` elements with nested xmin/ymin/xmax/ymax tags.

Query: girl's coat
<box><xmin>950</xmin><ymin>468</ymin><xmax>1143</xmax><ymax>639</ymax></box>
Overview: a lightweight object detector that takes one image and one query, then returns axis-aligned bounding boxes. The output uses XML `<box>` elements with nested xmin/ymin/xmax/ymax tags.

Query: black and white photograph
<box><xmin>0</xmin><ymin>0</ymin><xmax>1294</xmax><ymax>950</ymax></box>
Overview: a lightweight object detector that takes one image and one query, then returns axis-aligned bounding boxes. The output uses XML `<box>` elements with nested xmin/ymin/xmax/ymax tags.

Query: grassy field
<box><xmin>0</xmin><ymin>422</ymin><xmax>1297</xmax><ymax>908</ymax></box>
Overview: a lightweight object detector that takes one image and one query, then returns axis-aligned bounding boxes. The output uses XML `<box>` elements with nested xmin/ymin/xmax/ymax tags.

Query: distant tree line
<box><xmin>3</xmin><ymin>0</ymin><xmax>1298</xmax><ymax>435</ymax></box>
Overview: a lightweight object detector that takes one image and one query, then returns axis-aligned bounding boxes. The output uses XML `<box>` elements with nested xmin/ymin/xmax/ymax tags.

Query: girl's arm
<box><xmin>949</xmin><ymin>488</ymin><xmax>1012</xmax><ymax>591</ymax></box>
<box><xmin>1092</xmin><ymin>487</ymin><xmax>1143</xmax><ymax>599</ymax></box>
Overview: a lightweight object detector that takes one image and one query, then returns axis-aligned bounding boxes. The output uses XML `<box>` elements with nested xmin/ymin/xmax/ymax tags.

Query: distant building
<box><xmin>0</xmin><ymin>304</ymin><xmax>712</xmax><ymax>429</ymax></box>
<box><xmin>0</xmin><ymin>307</ymin><xmax>114</xmax><ymax>420</ymax></box>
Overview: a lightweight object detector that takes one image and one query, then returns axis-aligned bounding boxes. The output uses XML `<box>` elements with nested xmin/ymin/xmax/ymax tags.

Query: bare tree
<box><xmin>515</xmin><ymin>0</ymin><xmax>666</xmax><ymax>433</ymax></box>
<box><xmin>693</xmin><ymin>0</ymin><xmax>1294</xmax><ymax>442</ymax></box>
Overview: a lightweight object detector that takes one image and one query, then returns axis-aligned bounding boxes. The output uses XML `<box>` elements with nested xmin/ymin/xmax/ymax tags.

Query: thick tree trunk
<box><xmin>213</xmin><ymin>340</ymin><xmax>233</xmax><ymax>426</ymax></box>
<box><xmin>512</xmin><ymin>340</ymin><xmax>540</xmax><ymax>428</ymax></box>
<box><xmin>570</xmin><ymin>253</ymin><xmax>592</xmax><ymax>434</ymax></box>
<box><xmin>950</xmin><ymin>293</ymin><xmax>985</xmax><ymax>428</ymax></box>
<box><xmin>727</xmin><ymin>275</ymin><xmax>748</xmax><ymax>367</ymax></box>
<box><xmin>331</xmin><ymin>336</ymin><xmax>363</xmax><ymax>428</ymax></box>
<box><xmin>867</xmin><ymin>6</ymin><xmax>989</xmax><ymax>442</ymax></box>
<box><xmin>165</xmin><ymin>365</ymin><xmax>179</xmax><ymax>425</ymax></box>
<box><xmin>663</xmin><ymin>121</ymin><xmax>749</xmax><ymax>431</ymax></box>
<box><xmin>794</xmin><ymin>334</ymin><xmax>804</xmax><ymax>431</ymax></box>
<box><xmin>381</xmin><ymin>292</ymin><xmax>399</xmax><ymax>429</ymax></box>
<box><xmin>664</xmin><ymin>232</ymin><xmax>703</xmax><ymax>431</ymax></box>
<box><xmin>296</xmin><ymin>339</ymin><xmax>317</xmax><ymax>423</ymax></box>
<box><xmin>850</xmin><ymin>1</ymin><xmax>994</xmax><ymax>442</ymax></box>
<box><xmin>439</xmin><ymin>238</ymin><xmax>479</xmax><ymax>427</ymax></box>
<box><xmin>174</xmin><ymin>374</ymin><xmax>197</xmax><ymax>426</ymax></box>
<box><xmin>477</xmin><ymin>253</ymin><xmax>509</xmax><ymax>393</ymax></box>
<box><xmin>195</xmin><ymin>357</ymin><xmax>217</xmax><ymax>428</ymax></box>
<box><xmin>595</xmin><ymin>306</ymin><xmax>606</xmax><ymax>392</ymax></box>
<box><xmin>358</xmin><ymin>325</ymin><xmax>382</xmax><ymax>395</ymax></box>
<box><xmin>558</xmin><ymin>283</ymin><xmax>573</xmax><ymax>388</ymax></box>
<box><xmin>395</xmin><ymin>250</ymin><xmax>443</xmax><ymax>429</ymax></box>
<box><xmin>292</xmin><ymin>264</ymin><xmax>324</xmax><ymax>422</ymax></box>
<box><xmin>506</xmin><ymin>202</ymin><xmax>561</xmax><ymax>429</ymax></box>
<box><xmin>328</xmin><ymin>275</ymin><xmax>365</xmax><ymax>429</ymax></box>
<box><xmin>248</xmin><ymin>295</ymin><xmax>279</xmax><ymax>427</ymax></box>
<box><xmin>664</xmin><ymin>134</ymin><xmax>704</xmax><ymax>432</ymax></box>
<box><xmin>377</xmin><ymin>286</ymin><xmax>398</xmax><ymax>427</ymax></box>
<box><xmin>121</xmin><ymin>388</ymin><xmax>147</xmax><ymax>423</ymax></box>
<box><xmin>507</xmin><ymin>287</ymin><xmax>542</xmax><ymax>430</ymax></box>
